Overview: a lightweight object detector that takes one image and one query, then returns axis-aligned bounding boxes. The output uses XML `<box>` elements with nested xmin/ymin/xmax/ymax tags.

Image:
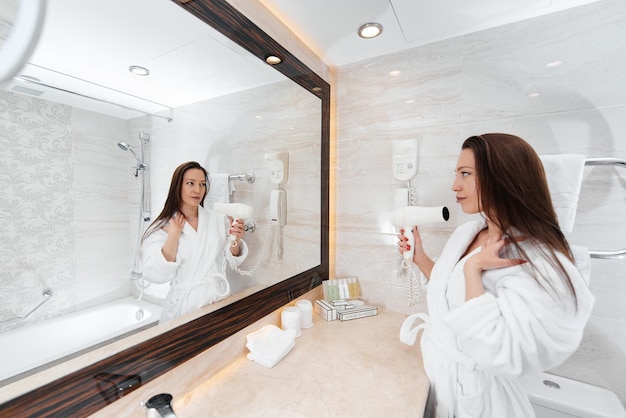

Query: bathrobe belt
<box><xmin>400</xmin><ymin>313</ymin><xmax>476</xmax><ymax>369</ymax></box>
<box><xmin>170</xmin><ymin>275</ymin><xmax>230</xmax><ymax>299</ymax></box>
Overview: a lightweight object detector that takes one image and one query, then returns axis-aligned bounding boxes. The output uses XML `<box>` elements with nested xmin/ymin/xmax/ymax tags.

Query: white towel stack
<box><xmin>246</xmin><ymin>324</ymin><xmax>297</xmax><ymax>368</ymax></box>
<box><xmin>539</xmin><ymin>154</ymin><xmax>586</xmax><ymax>233</ymax></box>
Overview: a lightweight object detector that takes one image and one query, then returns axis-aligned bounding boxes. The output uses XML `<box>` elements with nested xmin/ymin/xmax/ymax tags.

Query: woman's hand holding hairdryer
<box><xmin>398</xmin><ymin>226</ymin><xmax>425</xmax><ymax>261</ymax></box>
<box><xmin>397</xmin><ymin>225</ymin><xmax>435</xmax><ymax>280</ymax></box>
<box><xmin>228</xmin><ymin>217</ymin><xmax>246</xmax><ymax>241</ymax></box>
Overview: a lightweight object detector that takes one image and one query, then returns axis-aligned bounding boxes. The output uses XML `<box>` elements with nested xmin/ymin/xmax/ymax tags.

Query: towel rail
<box><xmin>584</xmin><ymin>158</ymin><xmax>626</xmax><ymax>259</ymax></box>
<box><xmin>0</xmin><ymin>288</ymin><xmax>53</xmax><ymax>326</ymax></box>
<box><xmin>228</xmin><ymin>172</ymin><xmax>255</xmax><ymax>184</ymax></box>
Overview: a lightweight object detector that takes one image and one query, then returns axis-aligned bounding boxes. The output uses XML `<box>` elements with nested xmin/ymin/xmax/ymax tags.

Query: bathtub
<box><xmin>0</xmin><ymin>297</ymin><xmax>161</xmax><ymax>382</ymax></box>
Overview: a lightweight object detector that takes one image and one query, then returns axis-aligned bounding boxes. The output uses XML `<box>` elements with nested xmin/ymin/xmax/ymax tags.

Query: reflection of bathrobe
<box><xmin>402</xmin><ymin>219</ymin><xmax>594</xmax><ymax>418</ymax></box>
<box><xmin>142</xmin><ymin>206</ymin><xmax>248</xmax><ymax>323</ymax></box>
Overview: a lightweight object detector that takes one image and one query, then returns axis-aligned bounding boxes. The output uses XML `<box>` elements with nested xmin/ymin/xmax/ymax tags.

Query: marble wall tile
<box><xmin>334</xmin><ymin>0</ymin><xmax>626</xmax><ymax>404</ymax></box>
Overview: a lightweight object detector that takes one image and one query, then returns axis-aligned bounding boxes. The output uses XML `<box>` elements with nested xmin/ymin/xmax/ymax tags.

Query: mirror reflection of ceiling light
<box><xmin>358</xmin><ymin>22</ymin><xmax>383</xmax><ymax>39</ymax></box>
<box><xmin>129</xmin><ymin>65</ymin><xmax>150</xmax><ymax>76</ymax></box>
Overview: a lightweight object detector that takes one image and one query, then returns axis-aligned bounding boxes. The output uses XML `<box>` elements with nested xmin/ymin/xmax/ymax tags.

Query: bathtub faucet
<box><xmin>130</xmin><ymin>271</ymin><xmax>143</xmax><ymax>281</ymax></box>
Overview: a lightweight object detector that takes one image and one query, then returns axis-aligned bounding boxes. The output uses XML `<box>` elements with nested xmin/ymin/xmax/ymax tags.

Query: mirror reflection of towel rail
<box><xmin>584</xmin><ymin>157</ymin><xmax>626</xmax><ymax>167</ymax></box>
<box><xmin>228</xmin><ymin>172</ymin><xmax>255</xmax><ymax>183</ymax></box>
<box><xmin>584</xmin><ymin>157</ymin><xmax>626</xmax><ymax>259</ymax></box>
<box><xmin>0</xmin><ymin>288</ymin><xmax>53</xmax><ymax>326</ymax></box>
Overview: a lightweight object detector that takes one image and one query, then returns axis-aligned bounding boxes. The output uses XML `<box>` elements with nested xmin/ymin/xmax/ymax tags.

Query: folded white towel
<box><xmin>246</xmin><ymin>324</ymin><xmax>296</xmax><ymax>368</ymax></box>
<box><xmin>539</xmin><ymin>154</ymin><xmax>586</xmax><ymax>233</ymax></box>
<box><xmin>206</xmin><ymin>173</ymin><xmax>234</xmax><ymax>207</ymax></box>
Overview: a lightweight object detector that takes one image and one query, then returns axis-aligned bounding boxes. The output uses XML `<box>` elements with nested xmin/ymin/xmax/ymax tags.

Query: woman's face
<box><xmin>180</xmin><ymin>168</ymin><xmax>207</xmax><ymax>208</ymax></box>
<box><xmin>452</xmin><ymin>148</ymin><xmax>480</xmax><ymax>214</ymax></box>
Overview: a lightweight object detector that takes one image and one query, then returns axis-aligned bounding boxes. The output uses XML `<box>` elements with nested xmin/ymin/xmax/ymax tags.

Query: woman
<box><xmin>142</xmin><ymin>161</ymin><xmax>248</xmax><ymax>323</ymax></box>
<box><xmin>398</xmin><ymin>134</ymin><xmax>594</xmax><ymax>417</ymax></box>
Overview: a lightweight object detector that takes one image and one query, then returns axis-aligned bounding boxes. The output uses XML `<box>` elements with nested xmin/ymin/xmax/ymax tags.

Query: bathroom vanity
<box><xmin>90</xmin><ymin>289</ymin><xmax>429</xmax><ymax>417</ymax></box>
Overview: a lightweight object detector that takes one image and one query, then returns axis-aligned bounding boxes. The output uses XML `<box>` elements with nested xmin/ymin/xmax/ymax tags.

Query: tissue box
<box><xmin>314</xmin><ymin>299</ymin><xmax>337</xmax><ymax>321</ymax></box>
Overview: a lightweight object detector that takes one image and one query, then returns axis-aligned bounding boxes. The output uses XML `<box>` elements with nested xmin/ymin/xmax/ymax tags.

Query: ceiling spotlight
<box><xmin>129</xmin><ymin>65</ymin><xmax>150</xmax><ymax>76</ymax></box>
<box><xmin>358</xmin><ymin>22</ymin><xmax>383</xmax><ymax>39</ymax></box>
<box><xmin>265</xmin><ymin>55</ymin><xmax>282</xmax><ymax>65</ymax></box>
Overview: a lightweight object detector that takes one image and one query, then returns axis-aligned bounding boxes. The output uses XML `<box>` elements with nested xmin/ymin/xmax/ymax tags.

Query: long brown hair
<box><xmin>142</xmin><ymin>161</ymin><xmax>209</xmax><ymax>240</ymax></box>
<box><xmin>462</xmin><ymin>134</ymin><xmax>577</xmax><ymax>302</ymax></box>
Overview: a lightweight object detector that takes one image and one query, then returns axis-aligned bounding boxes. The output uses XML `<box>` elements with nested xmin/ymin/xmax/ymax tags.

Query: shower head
<box><xmin>117</xmin><ymin>141</ymin><xmax>144</xmax><ymax>167</ymax></box>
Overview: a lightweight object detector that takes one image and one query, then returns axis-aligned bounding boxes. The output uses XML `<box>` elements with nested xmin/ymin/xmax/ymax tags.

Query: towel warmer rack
<box><xmin>0</xmin><ymin>288</ymin><xmax>53</xmax><ymax>326</ymax></box>
<box><xmin>584</xmin><ymin>157</ymin><xmax>626</xmax><ymax>259</ymax></box>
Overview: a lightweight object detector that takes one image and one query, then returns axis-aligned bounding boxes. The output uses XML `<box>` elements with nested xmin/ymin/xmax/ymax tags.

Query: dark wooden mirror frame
<box><xmin>1</xmin><ymin>0</ymin><xmax>330</xmax><ymax>415</ymax></box>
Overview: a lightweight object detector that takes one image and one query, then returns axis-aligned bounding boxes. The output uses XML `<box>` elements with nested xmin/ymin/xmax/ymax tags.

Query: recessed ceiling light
<box><xmin>265</xmin><ymin>55</ymin><xmax>282</xmax><ymax>65</ymax></box>
<box><xmin>358</xmin><ymin>22</ymin><xmax>383</xmax><ymax>39</ymax></box>
<box><xmin>129</xmin><ymin>65</ymin><xmax>150</xmax><ymax>76</ymax></box>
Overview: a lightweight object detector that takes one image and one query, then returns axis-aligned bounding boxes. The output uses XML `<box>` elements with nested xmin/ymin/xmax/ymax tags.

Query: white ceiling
<box><xmin>6</xmin><ymin>0</ymin><xmax>282</xmax><ymax>119</ymax></box>
<box><xmin>259</xmin><ymin>0</ymin><xmax>603</xmax><ymax>67</ymax></box>
<box><xmin>4</xmin><ymin>0</ymin><xmax>603</xmax><ymax>119</ymax></box>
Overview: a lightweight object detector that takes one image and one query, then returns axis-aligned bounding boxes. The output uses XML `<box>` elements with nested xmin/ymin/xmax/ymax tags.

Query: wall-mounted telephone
<box><xmin>392</xmin><ymin>139</ymin><xmax>418</xmax><ymax>181</ymax></box>
<box><xmin>265</xmin><ymin>151</ymin><xmax>289</xmax><ymax>260</ymax></box>
<box><xmin>265</xmin><ymin>152</ymin><xmax>289</xmax><ymax>186</ymax></box>
<box><xmin>270</xmin><ymin>189</ymin><xmax>286</xmax><ymax>226</ymax></box>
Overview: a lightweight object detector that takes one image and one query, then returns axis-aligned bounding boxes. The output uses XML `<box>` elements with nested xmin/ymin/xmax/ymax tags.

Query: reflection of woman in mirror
<box><xmin>141</xmin><ymin>161</ymin><xmax>248</xmax><ymax>323</ymax></box>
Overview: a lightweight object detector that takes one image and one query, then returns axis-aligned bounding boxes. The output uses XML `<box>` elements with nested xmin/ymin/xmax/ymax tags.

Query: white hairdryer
<box><xmin>213</xmin><ymin>202</ymin><xmax>254</xmax><ymax>246</ymax></box>
<box><xmin>392</xmin><ymin>206</ymin><xmax>449</xmax><ymax>266</ymax></box>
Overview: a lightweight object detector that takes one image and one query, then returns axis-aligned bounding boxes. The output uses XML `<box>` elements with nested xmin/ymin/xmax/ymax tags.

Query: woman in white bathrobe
<box><xmin>398</xmin><ymin>134</ymin><xmax>594</xmax><ymax>418</ymax></box>
<box><xmin>142</xmin><ymin>161</ymin><xmax>248</xmax><ymax>323</ymax></box>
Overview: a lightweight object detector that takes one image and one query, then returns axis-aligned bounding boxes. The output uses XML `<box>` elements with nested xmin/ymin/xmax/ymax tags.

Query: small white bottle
<box><xmin>341</xmin><ymin>279</ymin><xmax>350</xmax><ymax>299</ymax></box>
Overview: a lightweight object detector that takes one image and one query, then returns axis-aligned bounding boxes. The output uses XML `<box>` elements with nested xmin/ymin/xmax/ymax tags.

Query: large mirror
<box><xmin>0</xmin><ymin>0</ymin><xmax>329</xmax><ymax>415</ymax></box>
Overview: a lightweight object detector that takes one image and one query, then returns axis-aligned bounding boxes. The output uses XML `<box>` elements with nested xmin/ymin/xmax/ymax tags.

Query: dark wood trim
<box><xmin>1</xmin><ymin>0</ymin><xmax>330</xmax><ymax>416</ymax></box>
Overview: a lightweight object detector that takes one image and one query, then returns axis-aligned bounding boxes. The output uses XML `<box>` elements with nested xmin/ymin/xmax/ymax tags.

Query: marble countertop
<box><xmin>174</xmin><ymin>308</ymin><xmax>429</xmax><ymax>417</ymax></box>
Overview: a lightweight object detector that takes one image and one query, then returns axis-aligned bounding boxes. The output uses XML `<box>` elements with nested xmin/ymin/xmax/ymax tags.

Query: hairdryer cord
<box><xmin>229</xmin><ymin>222</ymin><xmax>273</xmax><ymax>276</ymax></box>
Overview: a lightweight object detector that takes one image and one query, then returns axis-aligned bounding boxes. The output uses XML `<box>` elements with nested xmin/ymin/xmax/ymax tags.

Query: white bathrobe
<box><xmin>401</xmin><ymin>219</ymin><xmax>594</xmax><ymax>418</ymax></box>
<box><xmin>142</xmin><ymin>205</ymin><xmax>248</xmax><ymax>323</ymax></box>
